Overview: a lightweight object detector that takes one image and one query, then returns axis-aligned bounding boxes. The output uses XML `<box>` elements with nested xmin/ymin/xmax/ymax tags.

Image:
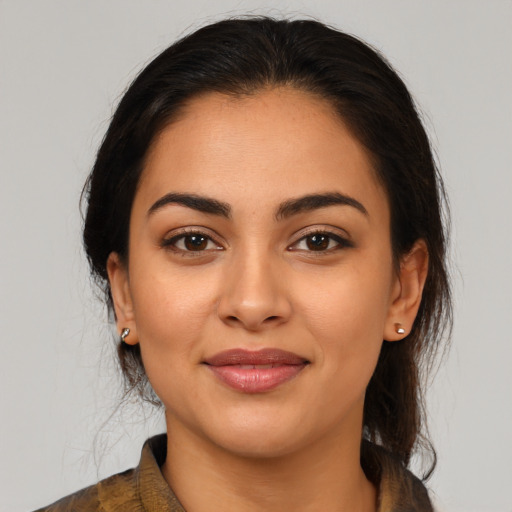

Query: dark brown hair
<box><xmin>83</xmin><ymin>16</ymin><xmax>451</xmax><ymax>475</ymax></box>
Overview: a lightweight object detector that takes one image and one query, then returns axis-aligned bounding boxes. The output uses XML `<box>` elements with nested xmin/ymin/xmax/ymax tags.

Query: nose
<box><xmin>216</xmin><ymin>249</ymin><xmax>292</xmax><ymax>331</ymax></box>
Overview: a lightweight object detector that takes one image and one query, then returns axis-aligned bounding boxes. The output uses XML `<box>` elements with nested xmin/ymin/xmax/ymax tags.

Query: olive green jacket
<box><xmin>36</xmin><ymin>435</ymin><xmax>433</xmax><ymax>512</ymax></box>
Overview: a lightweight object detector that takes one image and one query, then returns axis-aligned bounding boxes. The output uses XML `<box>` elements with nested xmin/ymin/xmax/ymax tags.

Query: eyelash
<box><xmin>161</xmin><ymin>228</ymin><xmax>352</xmax><ymax>256</ymax></box>
<box><xmin>289</xmin><ymin>230</ymin><xmax>353</xmax><ymax>253</ymax></box>
<box><xmin>161</xmin><ymin>229</ymin><xmax>223</xmax><ymax>256</ymax></box>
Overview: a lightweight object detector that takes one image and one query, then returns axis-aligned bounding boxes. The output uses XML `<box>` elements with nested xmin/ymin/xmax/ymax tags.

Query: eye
<box><xmin>162</xmin><ymin>231</ymin><xmax>223</xmax><ymax>253</ymax></box>
<box><xmin>290</xmin><ymin>231</ymin><xmax>352</xmax><ymax>252</ymax></box>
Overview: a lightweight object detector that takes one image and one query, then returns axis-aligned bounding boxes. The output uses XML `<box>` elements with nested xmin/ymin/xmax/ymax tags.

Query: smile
<box><xmin>203</xmin><ymin>348</ymin><xmax>310</xmax><ymax>393</ymax></box>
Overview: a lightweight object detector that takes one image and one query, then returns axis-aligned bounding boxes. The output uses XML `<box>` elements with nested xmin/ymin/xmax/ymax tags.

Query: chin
<box><xmin>198</xmin><ymin>407</ymin><xmax>317</xmax><ymax>460</ymax></box>
<box><xmin>213</xmin><ymin>427</ymin><xmax>306</xmax><ymax>460</ymax></box>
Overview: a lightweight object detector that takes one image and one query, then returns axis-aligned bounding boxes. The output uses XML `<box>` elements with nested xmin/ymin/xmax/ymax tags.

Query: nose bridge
<box><xmin>217</xmin><ymin>241</ymin><xmax>291</xmax><ymax>330</ymax></box>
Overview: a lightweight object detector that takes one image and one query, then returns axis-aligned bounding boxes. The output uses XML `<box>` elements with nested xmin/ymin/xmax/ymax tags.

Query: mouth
<box><xmin>202</xmin><ymin>348</ymin><xmax>310</xmax><ymax>393</ymax></box>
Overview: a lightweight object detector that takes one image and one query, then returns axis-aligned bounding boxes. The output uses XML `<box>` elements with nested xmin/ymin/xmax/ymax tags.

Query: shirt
<box><xmin>35</xmin><ymin>434</ymin><xmax>433</xmax><ymax>511</ymax></box>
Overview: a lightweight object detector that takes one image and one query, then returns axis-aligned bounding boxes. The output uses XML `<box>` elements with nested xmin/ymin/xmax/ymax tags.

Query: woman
<box><xmin>37</xmin><ymin>16</ymin><xmax>451</xmax><ymax>512</ymax></box>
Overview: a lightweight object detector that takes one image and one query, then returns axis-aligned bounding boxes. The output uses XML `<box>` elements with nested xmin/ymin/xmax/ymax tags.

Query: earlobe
<box><xmin>107</xmin><ymin>252</ymin><xmax>138</xmax><ymax>345</ymax></box>
<box><xmin>384</xmin><ymin>240</ymin><xmax>429</xmax><ymax>342</ymax></box>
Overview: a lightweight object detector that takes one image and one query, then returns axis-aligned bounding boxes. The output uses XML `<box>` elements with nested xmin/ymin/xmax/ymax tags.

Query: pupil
<box><xmin>185</xmin><ymin>235</ymin><xmax>207</xmax><ymax>251</ymax></box>
<box><xmin>307</xmin><ymin>234</ymin><xmax>329</xmax><ymax>251</ymax></box>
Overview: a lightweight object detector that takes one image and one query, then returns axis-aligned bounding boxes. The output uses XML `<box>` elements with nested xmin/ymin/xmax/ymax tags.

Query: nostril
<box><xmin>224</xmin><ymin>314</ymin><xmax>281</xmax><ymax>328</ymax></box>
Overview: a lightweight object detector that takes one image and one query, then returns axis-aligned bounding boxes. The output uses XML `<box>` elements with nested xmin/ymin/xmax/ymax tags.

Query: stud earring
<box><xmin>395</xmin><ymin>324</ymin><xmax>406</xmax><ymax>335</ymax></box>
<box><xmin>120</xmin><ymin>327</ymin><xmax>130</xmax><ymax>343</ymax></box>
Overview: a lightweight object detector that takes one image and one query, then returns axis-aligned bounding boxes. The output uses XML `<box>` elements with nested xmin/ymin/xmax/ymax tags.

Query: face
<box><xmin>109</xmin><ymin>88</ymin><xmax>424</xmax><ymax>458</ymax></box>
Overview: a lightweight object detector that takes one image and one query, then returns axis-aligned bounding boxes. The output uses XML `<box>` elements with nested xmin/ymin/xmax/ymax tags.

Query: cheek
<box><xmin>129</xmin><ymin>264</ymin><xmax>217</xmax><ymax>364</ymax></box>
<box><xmin>128</xmin><ymin>268</ymin><xmax>219</xmax><ymax>412</ymax></box>
<box><xmin>300</xmin><ymin>263</ymin><xmax>392</xmax><ymax>339</ymax></box>
<box><xmin>295</xmin><ymin>258</ymin><xmax>393</xmax><ymax>381</ymax></box>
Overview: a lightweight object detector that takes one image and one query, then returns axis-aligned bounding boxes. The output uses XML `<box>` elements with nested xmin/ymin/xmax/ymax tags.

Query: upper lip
<box><xmin>203</xmin><ymin>348</ymin><xmax>309</xmax><ymax>366</ymax></box>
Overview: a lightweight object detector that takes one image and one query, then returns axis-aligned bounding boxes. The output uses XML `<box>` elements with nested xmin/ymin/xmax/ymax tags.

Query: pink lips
<box><xmin>203</xmin><ymin>348</ymin><xmax>309</xmax><ymax>393</ymax></box>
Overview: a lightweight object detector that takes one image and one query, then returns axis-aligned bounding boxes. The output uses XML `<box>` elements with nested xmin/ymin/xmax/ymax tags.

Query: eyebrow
<box><xmin>147</xmin><ymin>191</ymin><xmax>368</xmax><ymax>220</ymax></box>
<box><xmin>275</xmin><ymin>192</ymin><xmax>368</xmax><ymax>220</ymax></box>
<box><xmin>148</xmin><ymin>193</ymin><xmax>232</xmax><ymax>218</ymax></box>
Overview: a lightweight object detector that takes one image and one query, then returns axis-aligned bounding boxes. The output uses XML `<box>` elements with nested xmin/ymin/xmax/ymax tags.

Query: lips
<box><xmin>203</xmin><ymin>348</ymin><xmax>309</xmax><ymax>393</ymax></box>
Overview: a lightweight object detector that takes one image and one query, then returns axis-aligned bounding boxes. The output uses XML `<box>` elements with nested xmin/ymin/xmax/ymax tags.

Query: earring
<box><xmin>120</xmin><ymin>327</ymin><xmax>130</xmax><ymax>343</ymax></box>
<box><xmin>395</xmin><ymin>324</ymin><xmax>406</xmax><ymax>335</ymax></box>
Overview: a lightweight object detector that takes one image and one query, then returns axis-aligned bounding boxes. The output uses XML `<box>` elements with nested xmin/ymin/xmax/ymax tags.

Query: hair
<box><xmin>82</xmin><ymin>16</ymin><xmax>451</xmax><ymax>476</ymax></box>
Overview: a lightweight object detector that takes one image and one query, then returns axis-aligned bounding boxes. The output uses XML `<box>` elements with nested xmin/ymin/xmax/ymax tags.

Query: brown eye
<box><xmin>290</xmin><ymin>231</ymin><xmax>352</xmax><ymax>253</ymax></box>
<box><xmin>162</xmin><ymin>231</ymin><xmax>223</xmax><ymax>253</ymax></box>
<box><xmin>305</xmin><ymin>234</ymin><xmax>330</xmax><ymax>251</ymax></box>
<box><xmin>184</xmin><ymin>234</ymin><xmax>208</xmax><ymax>251</ymax></box>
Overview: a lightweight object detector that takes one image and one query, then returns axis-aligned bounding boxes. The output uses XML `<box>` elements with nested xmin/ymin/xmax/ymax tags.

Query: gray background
<box><xmin>1</xmin><ymin>1</ymin><xmax>511</xmax><ymax>511</ymax></box>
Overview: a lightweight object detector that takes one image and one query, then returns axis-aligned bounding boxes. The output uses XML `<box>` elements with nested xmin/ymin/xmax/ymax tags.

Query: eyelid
<box><xmin>161</xmin><ymin>226</ymin><xmax>225</xmax><ymax>253</ymax></box>
<box><xmin>288</xmin><ymin>225</ymin><xmax>353</xmax><ymax>252</ymax></box>
<box><xmin>160</xmin><ymin>224</ymin><xmax>352</xmax><ymax>255</ymax></box>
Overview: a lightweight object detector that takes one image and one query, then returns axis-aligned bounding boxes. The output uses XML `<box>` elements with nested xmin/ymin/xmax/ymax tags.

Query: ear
<box><xmin>107</xmin><ymin>252</ymin><xmax>138</xmax><ymax>345</ymax></box>
<box><xmin>384</xmin><ymin>239</ymin><xmax>429</xmax><ymax>341</ymax></box>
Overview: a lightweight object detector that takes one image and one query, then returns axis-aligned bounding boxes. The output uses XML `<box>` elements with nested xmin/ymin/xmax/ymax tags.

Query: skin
<box><xmin>108</xmin><ymin>88</ymin><xmax>428</xmax><ymax>512</ymax></box>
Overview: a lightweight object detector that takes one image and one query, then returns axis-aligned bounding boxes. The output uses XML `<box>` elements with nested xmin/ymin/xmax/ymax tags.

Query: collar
<box><xmin>130</xmin><ymin>434</ymin><xmax>432</xmax><ymax>512</ymax></box>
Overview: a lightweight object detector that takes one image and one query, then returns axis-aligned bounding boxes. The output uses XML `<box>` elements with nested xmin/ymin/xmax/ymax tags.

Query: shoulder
<box><xmin>380</xmin><ymin>465</ymin><xmax>433</xmax><ymax>512</ymax></box>
<box><xmin>33</xmin><ymin>466</ymin><xmax>142</xmax><ymax>512</ymax></box>
<box><xmin>33</xmin><ymin>434</ymin><xmax>182</xmax><ymax>512</ymax></box>
<box><xmin>362</xmin><ymin>441</ymin><xmax>434</xmax><ymax>512</ymax></box>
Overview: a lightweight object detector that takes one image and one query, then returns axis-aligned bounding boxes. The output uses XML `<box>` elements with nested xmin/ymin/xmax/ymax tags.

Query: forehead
<box><xmin>137</xmin><ymin>87</ymin><xmax>388</xmax><ymax>220</ymax></box>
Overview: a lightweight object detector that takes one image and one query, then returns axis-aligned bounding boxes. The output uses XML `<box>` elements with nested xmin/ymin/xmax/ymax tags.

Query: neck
<box><xmin>162</xmin><ymin>415</ymin><xmax>376</xmax><ymax>512</ymax></box>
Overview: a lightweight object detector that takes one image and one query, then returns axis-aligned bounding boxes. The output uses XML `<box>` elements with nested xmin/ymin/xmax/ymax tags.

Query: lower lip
<box><xmin>206</xmin><ymin>364</ymin><xmax>307</xmax><ymax>393</ymax></box>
